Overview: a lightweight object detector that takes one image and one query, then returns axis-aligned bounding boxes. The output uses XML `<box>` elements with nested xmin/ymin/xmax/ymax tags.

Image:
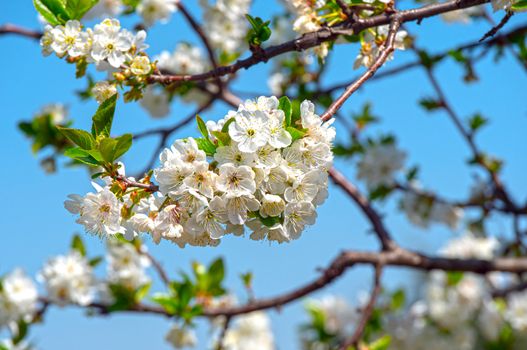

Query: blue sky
<box><xmin>1</xmin><ymin>1</ymin><xmax>526</xmax><ymax>349</ymax></box>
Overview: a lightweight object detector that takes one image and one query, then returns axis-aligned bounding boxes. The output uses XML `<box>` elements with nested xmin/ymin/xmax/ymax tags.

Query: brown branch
<box><xmin>318</xmin><ymin>24</ymin><xmax>527</xmax><ymax>97</ymax></box>
<box><xmin>141</xmin><ymin>248</ymin><xmax>170</xmax><ymax>286</ymax></box>
<box><xmin>0</xmin><ymin>24</ymin><xmax>41</xmax><ymax>39</ymax></box>
<box><xmin>480</xmin><ymin>11</ymin><xmax>514</xmax><ymax>42</ymax></box>
<box><xmin>148</xmin><ymin>0</ymin><xmax>491</xmax><ymax>85</ymax></box>
<box><xmin>215</xmin><ymin>315</ymin><xmax>232</xmax><ymax>350</ymax></box>
<box><xmin>175</xmin><ymin>2</ymin><xmax>222</xmax><ymax>91</ymax></box>
<box><xmin>329</xmin><ymin>168</ymin><xmax>396</xmax><ymax>251</ymax></box>
<box><xmin>339</xmin><ymin>264</ymin><xmax>383</xmax><ymax>349</ymax></box>
<box><xmin>321</xmin><ymin>16</ymin><xmax>402</xmax><ymax>121</ymax></box>
<box><xmin>35</xmin><ymin>247</ymin><xmax>527</xmax><ymax>320</ymax></box>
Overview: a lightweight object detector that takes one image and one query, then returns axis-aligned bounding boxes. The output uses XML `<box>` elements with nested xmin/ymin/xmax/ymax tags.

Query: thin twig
<box><xmin>329</xmin><ymin>168</ymin><xmax>396</xmax><ymax>251</ymax></box>
<box><xmin>321</xmin><ymin>16</ymin><xmax>402</xmax><ymax>121</ymax></box>
<box><xmin>0</xmin><ymin>24</ymin><xmax>41</xmax><ymax>39</ymax></box>
<box><xmin>339</xmin><ymin>264</ymin><xmax>384</xmax><ymax>349</ymax></box>
<box><xmin>148</xmin><ymin>0</ymin><xmax>492</xmax><ymax>85</ymax></box>
<box><xmin>480</xmin><ymin>11</ymin><xmax>514</xmax><ymax>42</ymax></box>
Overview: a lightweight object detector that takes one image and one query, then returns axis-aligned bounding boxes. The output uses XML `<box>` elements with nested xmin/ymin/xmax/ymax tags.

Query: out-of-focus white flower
<box><xmin>137</xmin><ymin>0</ymin><xmax>177</xmax><ymax>26</ymax></box>
<box><xmin>309</xmin><ymin>295</ymin><xmax>357</xmax><ymax>336</ymax></box>
<box><xmin>0</xmin><ymin>269</ymin><xmax>38</xmax><ymax>327</ymax></box>
<box><xmin>506</xmin><ymin>292</ymin><xmax>527</xmax><ymax>332</ymax></box>
<box><xmin>39</xmin><ymin>251</ymin><xmax>96</xmax><ymax>306</ymax></box>
<box><xmin>140</xmin><ymin>86</ymin><xmax>170</xmax><ymax>118</ymax></box>
<box><xmin>106</xmin><ymin>242</ymin><xmax>150</xmax><ymax>290</ymax></box>
<box><xmin>165</xmin><ymin>324</ymin><xmax>197</xmax><ymax>348</ymax></box>
<box><xmin>92</xmin><ymin>81</ymin><xmax>117</xmax><ymax>104</ymax></box>
<box><xmin>222</xmin><ymin>311</ymin><xmax>275</xmax><ymax>350</ymax></box>
<box><xmin>441</xmin><ymin>232</ymin><xmax>498</xmax><ymax>260</ymax></box>
<box><xmin>357</xmin><ymin>143</ymin><xmax>406</xmax><ymax>189</ymax></box>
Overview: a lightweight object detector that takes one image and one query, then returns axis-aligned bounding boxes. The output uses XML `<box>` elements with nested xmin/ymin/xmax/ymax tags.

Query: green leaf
<box><xmin>285</xmin><ymin>126</ymin><xmax>306</xmax><ymax>141</ymax></box>
<box><xmin>240</xmin><ymin>272</ymin><xmax>252</xmax><ymax>288</ymax></box>
<box><xmin>71</xmin><ymin>234</ymin><xmax>86</xmax><ymax>256</ymax></box>
<box><xmin>135</xmin><ymin>282</ymin><xmax>151</xmax><ymax>302</ymax></box>
<box><xmin>369</xmin><ymin>335</ymin><xmax>391</xmax><ymax>350</ymax></box>
<box><xmin>390</xmin><ymin>289</ymin><xmax>405</xmax><ymax>310</ymax></box>
<box><xmin>196</xmin><ymin>115</ymin><xmax>209</xmax><ymax>139</ymax></box>
<box><xmin>208</xmin><ymin>258</ymin><xmax>225</xmax><ymax>286</ymax></box>
<box><xmin>221</xmin><ymin>117</ymin><xmax>235</xmax><ymax>133</ymax></box>
<box><xmin>99</xmin><ymin>134</ymin><xmax>133</xmax><ymax>163</ymax></box>
<box><xmin>33</xmin><ymin>0</ymin><xmax>62</xmax><ymax>25</ymax></box>
<box><xmin>88</xmin><ymin>256</ymin><xmax>103</xmax><ymax>267</ymax></box>
<box><xmin>419</xmin><ymin>97</ymin><xmax>443</xmax><ymax>111</ymax></box>
<box><xmin>12</xmin><ymin>320</ymin><xmax>28</xmax><ymax>345</ymax></box>
<box><xmin>92</xmin><ymin>94</ymin><xmax>117</xmax><ymax>137</ymax></box>
<box><xmin>34</xmin><ymin>0</ymin><xmax>70</xmax><ymax>25</ymax></box>
<box><xmin>468</xmin><ymin>113</ymin><xmax>488</xmax><ymax>132</ymax></box>
<box><xmin>57</xmin><ymin>127</ymin><xmax>95</xmax><ymax>150</ymax></box>
<box><xmin>151</xmin><ymin>294</ymin><xmax>178</xmax><ymax>314</ymax></box>
<box><xmin>98</xmin><ymin>138</ymin><xmax>117</xmax><ymax>163</ymax></box>
<box><xmin>278</xmin><ymin>96</ymin><xmax>292</xmax><ymax>126</ymax></box>
<box><xmin>65</xmin><ymin>0</ymin><xmax>98</xmax><ymax>20</ymax></box>
<box><xmin>195</xmin><ymin>137</ymin><xmax>217</xmax><ymax>156</ymax></box>
<box><xmin>447</xmin><ymin>271</ymin><xmax>464</xmax><ymax>286</ymax></box>
<box><xmin>64</xmin><ymin>147</ymin><xmax>100</xmax><ymax>166</ymax></box>
<box><xmin>210</xmin><ymin>131</ymin><xmax>230</xmax><ymax>146</ymax></box>
<box><xmin>512</xmin><ymin>0</ymin><xmax>527</xmax><ymax>10</ymax></box>
<box><xmin>260</xmin><ymin>215</ymin><xmax>282</xmax><ymax>227</ymax></box>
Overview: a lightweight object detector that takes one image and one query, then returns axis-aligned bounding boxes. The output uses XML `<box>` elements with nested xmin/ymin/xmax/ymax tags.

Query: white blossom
<box><xmin>137</xmin><ymin>0</ymin><xmax>177</xmax><ymax>26</ymax></box>
<box><xmin>39</xmin><ymin>251</ymin><xmax>96</xmax><ymax>306</ymax></box>
<box><xmin>165</xmin><ymin>325</ymin><xmax>197</xmax><ymax>348</ymax></box>
<box><xmin>0</xmin><ymin>269</ymin><xmax>38</xmax><ymax>327</ymax></box>
<box><xmin>357</xmin><ymin>143</ymin><xmax>406</xmax><ymax>189</ymax></box>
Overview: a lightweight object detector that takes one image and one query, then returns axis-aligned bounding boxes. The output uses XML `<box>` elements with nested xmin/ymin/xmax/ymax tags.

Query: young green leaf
<box><xmin>92</xmin><ymin>94</ymin><xmax>118</xmax><ymax>137</ymax></box>
<box><xmin>285</xmin><ymin>126</ymin><xmax>306</xmax><ymax>141</ymax></box>
<box><xmin>278</xmin><ymin>96</ymin><xmax>292</xmax><ymax>126</ymax></box>
<box><xmin>221</xmin><ymin>117</ymin><xmax>235</xmax><ymax>133</ymax></box>
<box><xmin>57</xmin><ymin>127</ymin><xmax>95</xmax><ymax>150</ymax></box>
<box><xmin>99</xmin><ymin>138</ymin><xmax>118</xmax><ymax>163</ymax></box>
<box><xmin>113</xmin><ymin>134</ymin><xmax>133</xmax><ymax>160</ymax></box>
<box><xmin>195</xmin><ymin>137</ymin><xmax>217</xmax><ymax>156</ymax></box>
<box><xmin>196</xmin><ymin>115</ymin><xmax>209</xmax><ymax>139</ymax></box>
<box><xmin>34</xmin><ymin>0</ymin><xmax>71</xmax><ymax>25</ymax></box>
<box><xmin>65</xmin><ymin>0</ymin><xmax>98</xmax><ymax>20</ymax></box>
<box><xmin>210</xmin><ymin>131</ymin><xmax>230</xmax><ymax>146</ymax></box>
<box><xmin>33</xmin><ymin>0</ymin><xmax>62</xmax><ymax>25</ymax></box>
<box><xmin>64</xmin><ymin>147</ymin><xmax>100</xmax><ymax>166</ymax></box>
<box><xmin>71</xmin><ymin>234</ymin><xmax>87</xmax><ymax>256</ymax></box>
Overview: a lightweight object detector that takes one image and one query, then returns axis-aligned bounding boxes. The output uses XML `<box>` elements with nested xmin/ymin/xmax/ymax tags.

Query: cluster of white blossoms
<box><xmin>0</xmin><ymin>270</ymin><xmax>38</xmax><ymax>329</ymax></box>
<box><xmin>106</xmin><ymin>242</ymin><xmax>151</xmax><ymax>291</ymax></box>
<box><xmin>286</xmin><ymin>0</ymin><xmax>330</xmax><ymax>58</ymax></box>
<box><xmin>65</xmin><ymin>97</ymin><xmax>334</xmax><ymax>246</ymax></box>
<box><xmin>222</xmin><ymin>312</ymin><xmax>275</xmax><ymax>350</ymax></box>
<box><xmin>137</xmin><ymin>0</ymin><xmax>177</xmax><ymax>26</ymax></box>
<box><xmin>354</xmin><ymin>25</ymin><xmax>408</xmax><ymax>69</ymax></box>
<box><xmin>356</xmin><ymin>142</ymin><xmax>406</xmax><ymax>189</ymax></box>
<box><xmin>388</xmin><ymin>232</ymin><xmax>527</xmax><ymax>350</ymax></box>
<box><xmin>400</xmin><ymin>186</ymin><xmax>464</xmax><ymax>230</ymax></box>
<box><xmin>38</xmin><ymin>251</ymin><xmax>97</xmax><ymax>306</ymax></box>
<box><xmin>40</xmin><ymin>18</ymin><xmax>150</xmax><ymax>72</ymax></box>
<box><xmin>302</xmin><ymin>233</ymin><xmax>527</xmax><ymax>350</ymax></box>
<box><xmin>308</xmin><ymin>295</ymin><xmax>358</xmax><ymax>337</ymax></box>
<box><xmin>152</xmin><ymin>96</ymin><xmax>334</xmax><ymax>245</ymax></box>
<box><xmin>201</xmin><ymin>0</ymin><xmax>251</xmax><ymax>53</ymax></box>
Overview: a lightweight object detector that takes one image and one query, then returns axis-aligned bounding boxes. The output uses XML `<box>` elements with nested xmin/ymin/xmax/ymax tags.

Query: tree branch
<box><xmin>329</xmin><ymin>168</ymin><xmax>396</xmax><ymax>251</ymax></box>
<box><xmin>339</xmin><ymin>264</ymin><xmax>383</xmax><ymax>349</ymax></box>
<box><xmin>321</xmin><ymin>16</ymin><xmax>402</xmax><ymax>121</ymax></box>
<box><xmin>148</xmin><ymin>0</ymin><xmax>491</xmax><ymax>85</ymax></box>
